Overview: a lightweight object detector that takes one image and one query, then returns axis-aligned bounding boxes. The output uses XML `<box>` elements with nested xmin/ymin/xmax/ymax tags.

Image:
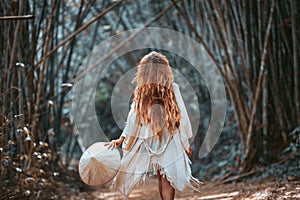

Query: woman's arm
<box><xmin>105</xmin><ymin>102</ymin><xmax>136</xmax><ymax>150</ymax></box>
<box><xmin>186</xmin><ymin>146</ymin><xmax>192</xmax><ymax>157</ymax></box>
<box><xmin>105</xmin><ymin>135</ymin><xmax>125</xmax><ymax>150</ymax></box>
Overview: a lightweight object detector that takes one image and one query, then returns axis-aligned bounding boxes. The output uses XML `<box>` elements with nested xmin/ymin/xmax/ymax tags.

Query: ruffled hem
<box><xmin>110</xmin><ymin>172</ymin><xmax>149</xmax><ymax>199</ymax></box>
<box><xmin>152</xmin><ymin>162</ymin><xmax>203</xmax><ymax>193</ymax></box>
<box><xmin>110</xmin><ymin>135</ymin><xmax>203</xmax><ymax>198</ymax></box>
<box><xmin>110</xmin><ymin>161</ymin><xmax>203</xmax><ymax>199</ymax></box>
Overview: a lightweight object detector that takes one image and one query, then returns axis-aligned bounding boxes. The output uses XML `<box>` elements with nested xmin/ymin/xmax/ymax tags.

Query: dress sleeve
<box><xmin>121</xmin><ymin>102</ymin><xmax>137</xmax><ymax>137</ymax></box>
<box><xmin>173</xmin><ymin>83</ymin><xmax>193</xmax><ymax>151</ymax></box>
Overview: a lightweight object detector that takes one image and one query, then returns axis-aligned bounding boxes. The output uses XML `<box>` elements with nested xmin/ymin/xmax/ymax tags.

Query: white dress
<box><xmin>111</xmin><ymin>83</ymin><xmax>202</xmax><ymax>197</ymax></box>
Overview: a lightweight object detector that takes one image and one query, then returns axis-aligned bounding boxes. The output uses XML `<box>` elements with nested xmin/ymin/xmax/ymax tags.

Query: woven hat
<box><xmin>78</xmin><ymin>142</ymin><xmax>121</xmax><ymax>186</ymax></box>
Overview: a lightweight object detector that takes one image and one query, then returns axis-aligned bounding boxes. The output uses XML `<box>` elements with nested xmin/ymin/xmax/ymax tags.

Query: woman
<box><xmin>106</xmin><ymin>51</ymin><xmax>202</xmax><ymax>199</ymax></box>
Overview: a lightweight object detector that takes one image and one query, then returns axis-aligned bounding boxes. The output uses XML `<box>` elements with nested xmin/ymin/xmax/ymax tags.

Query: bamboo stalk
<box><xmin>210</xmin><ymin>1</ymin><xmax>250</xmax><ymax>135</ymax></box>
<box><xmin>290</xmin><ymin>0</ymin><xmax>299</xmax><ymax>124</ymax></box>
<box><xmin>215</xmin><ymin>0</ymin><xmax>239</xmax><ymax>81</ymax></box>
<box><xmin>226</xmin><ymin>1</ymin><xmax>253</xmax><ymax>104</ymax></box>
<box><xmin>171</xmin><ymin>0</ymin><xmax>227</xmax><ymax>79</ymax></box>
<box><xmin>257</xmin><ymin>0</ymin><xmax>262</xmax><ymax>52</ymax></box>
<box><xmin>244</xmin><ymin>0</ymin><xmax>275</xmax><ymax>167</ymax></box>
<box><xmin>249</xmin><ymin>0</ymin><xmax>257</xmax><ymax>85</ymax></box>
<box><xmin>262</xmin><ymin>71</ymin><xmax>268</xmax><ymax>152</ymax></box>
<box><xmin>27</xmin><ymin>0</ymin><xmax>57</xmax><ymax>170</ymax></box>
<box><xmin>268</xmin><ymin>48</ymin><xmax>285</xmax><ymax>135</ymax></box>
<box><xmin>56</xmin><ymin>0</ymin><xmax>85</xmax><ymax>139</ymax></box>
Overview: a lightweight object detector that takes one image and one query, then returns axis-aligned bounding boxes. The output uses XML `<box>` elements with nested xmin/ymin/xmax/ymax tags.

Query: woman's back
<box><xmin>106</xmin><ymin>52</ymin><xmax>202</xmax><ymax>199</ymax></box>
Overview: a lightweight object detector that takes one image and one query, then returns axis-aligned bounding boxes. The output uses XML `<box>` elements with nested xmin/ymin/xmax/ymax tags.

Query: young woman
<box><xmin>106</xmin><ymin>51</ymin><xmax>202</xmax><ymax>199</ymax></box>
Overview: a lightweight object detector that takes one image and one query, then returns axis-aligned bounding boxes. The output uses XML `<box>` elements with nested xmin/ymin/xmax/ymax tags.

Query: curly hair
<box><xmin>132</xmin><ymin>51</ymin><xmax>181</xmax><ymax>138</ymax></box>
<box><xmin>122</xmin><ymin>52</ymin><xmax>181</xmax><ymax>151</ymax></box>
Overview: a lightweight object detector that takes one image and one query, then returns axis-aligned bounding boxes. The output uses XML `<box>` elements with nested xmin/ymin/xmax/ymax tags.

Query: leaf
<box><xmin>48</xmin><ymin>100</ymin><xmax>54</xmax><ymax>106</ymax></box>
<box><xmin>25</xmin><ymin>135</ymin><xmax>31</xmax><ymax>141</ymax></box>
<box><xmin>53</xmin><ymin>172</ymin><xmax>59</xmax><ymax>177</ymax></box>
<box><xmin>25</xmin><ymin>177</ymin><xmax>36</xmax><ymax>185</ymax></box>
<box><xmin>15</xmin><ymin>167</ymin><xmax>22</xmax><ymax>172</ymax></box>
<box><xmin>61</xmin><ymin>83</ymin><xmax>73</xmax><ymax>87</ymax></box>
<box><xmin>23</xmin><ymin>127</ymin><xmax>31</xmax><ymax>136</ymax></box>
<box><xmin>25</xmin><ymin>190</ymin><xmax>31</xmax><ymax>197</ymax></box>
<box><xmin>16</xmin><ymin>62</ymin><xmax>25</xmax><ymax>68</ymax></box>
<box><xmin>7</xmin><ymin>140</ymin><xmax>16</xmax><ymax>145</ymax></box>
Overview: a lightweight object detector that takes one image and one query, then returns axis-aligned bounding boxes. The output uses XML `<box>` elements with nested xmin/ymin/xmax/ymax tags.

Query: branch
<box><xmin>220</xmin><ymin>168</ymin><xmax>263</xmax><ymax>184</ymax></box>
<box><xmin>0</xmin><ymin>15</ymin><xmax>35</xmax><ymax>20</ymax></box>
<box><xmin>34</xmin><ymin>0</ymin><xmax>126</xmax><ymax>67</ymax></box>
<box><xmin>74</xmin><ymin>3</ymin><xmax>175</xmax><ymax>81</ymax></box>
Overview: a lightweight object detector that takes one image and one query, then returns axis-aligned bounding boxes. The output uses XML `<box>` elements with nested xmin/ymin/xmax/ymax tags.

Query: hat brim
<box><xmin>78</xmin><ymin>142</ymin><xmax>121</xmax><ymax>186</ymax></box>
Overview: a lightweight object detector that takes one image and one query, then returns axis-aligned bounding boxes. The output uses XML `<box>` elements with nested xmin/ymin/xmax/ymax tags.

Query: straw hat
<box><xmin>78</xmin><ymin>142</ymin><xmax>121</xmax><ymax>186</ymax></box>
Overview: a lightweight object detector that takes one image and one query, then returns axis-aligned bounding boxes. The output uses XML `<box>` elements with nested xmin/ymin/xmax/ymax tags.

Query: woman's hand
<box><xmin>186</xmin><ymin>146</ymin><xmax>192</xmax><ymax>157</ymax></box>
<box><xmin>105</xmin><ymin>136</ymin><xmax>125</xmax><ymax>150</ymax></box>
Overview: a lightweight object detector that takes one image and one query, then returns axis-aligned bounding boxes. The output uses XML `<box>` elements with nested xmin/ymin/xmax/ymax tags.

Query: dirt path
<box><xmin>83</xmin><ymin>178</ymin><xmax>300</xmax><ymax>200</ymax></box>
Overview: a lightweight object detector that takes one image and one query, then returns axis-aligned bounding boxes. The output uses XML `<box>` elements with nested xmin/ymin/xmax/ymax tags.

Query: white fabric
<box><xmin>112</xmin><ymin>83</ymin><xmax>202</xmax><ymax>197</ymax></box>
<box><xmin>173</xmin><ymin>83</ymin><xmax>193</xmax><ymax>152</ymax></box>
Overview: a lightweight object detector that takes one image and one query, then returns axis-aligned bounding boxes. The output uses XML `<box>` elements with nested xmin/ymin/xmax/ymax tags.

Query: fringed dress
<box><xmin>111</xmin><ymin>83</ymin><xmax>202</xmax><ymax>197</ymax></box>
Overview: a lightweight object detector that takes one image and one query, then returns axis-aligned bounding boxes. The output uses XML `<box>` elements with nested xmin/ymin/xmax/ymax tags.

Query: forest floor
<box><xmin>3</xmin><ymin>153</ymin><xmax>300</xmax><ymax>199</ymax></box>
<box><xmin>3</xmin><ymin>126</ymin><xmax>299</xmax><ymax>199</ymax></box>
<box><xmin>77</xmin><ymin>177</ymin><xmax>300</xmax><ymax>200</ymax></box>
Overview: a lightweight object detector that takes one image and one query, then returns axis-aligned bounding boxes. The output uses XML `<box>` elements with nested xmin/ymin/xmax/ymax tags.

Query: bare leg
<box><xmin>157</xmin><ymin>170</ymin><xmax>175</xmax><ymax>200</ymax></box>
<box><xmin>157</xmin><ymin>170</ymin><xmax>163</xmax><ymax>198</ymax></box>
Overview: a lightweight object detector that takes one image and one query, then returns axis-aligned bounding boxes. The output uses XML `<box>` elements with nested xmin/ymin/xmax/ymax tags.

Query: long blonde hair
<box><xmin>123</xmin><ymin>51</ymin><xmax>181</xmax><ymax>150</ymax></box>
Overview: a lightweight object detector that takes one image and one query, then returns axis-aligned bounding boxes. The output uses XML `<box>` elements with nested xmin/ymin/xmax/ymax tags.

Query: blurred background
<box><xmin>1</xmin><ymin>0</ymin><xmax>299</xmax><ymax>199</ymax></box>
